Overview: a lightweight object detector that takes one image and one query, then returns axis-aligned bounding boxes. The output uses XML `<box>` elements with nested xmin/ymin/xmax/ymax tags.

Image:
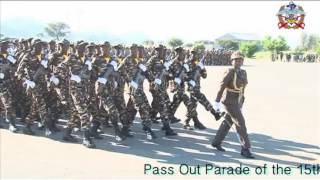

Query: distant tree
<box><xmin>193</xmin><ymin>43</ymin><xmax>206</xmax><ymax>51</ymax></box>
<box><xmin>0</xmin><ymin>33</ymin><xmax>4</xmax><ymax>40</ymax></box>
<box><xmin>185</xmin><ymin>43</ymin><xmax>193</xmax><ymax>48</ymax></box>
<box><xmin>240</xmin><ymin>41</ymin><xmax>260</xmax><ymax>58</ymax></box>
<box><xmin>216</xmin><ymin>40</ymin><xmax>239</xmax><ymax>50</ymax></box>
<box><xmin>194</xmin><ymin>40</ymin><xmax>214</xmax><ymax>45</ymax></box>
<box><xmin>306</xmin><ymin>34</ymin><xmax>319</xmax><ymax>50</ymax></box>
<box><xmin>262</xmin><ymin>36</ymin><xmax>289</xmax><ymax>53</ymax></box>
<box><xmin>299</xmin><ymin>32</ymin><xmax>308</xmax><ymax>50</ymax></box>
<box><xmin>168</xmin><ymin>38</ymin><xmax>183</xmax><ymax>48</ymax></box>
<box><xmin>316</xmin><ymin>41</ymin><xmax>320</xmax><ymax>55</ymax></box>
<box><xmin>44</xmin><ymin>22</ymin><xmax>70</xmax><ymax>40</ymax></box>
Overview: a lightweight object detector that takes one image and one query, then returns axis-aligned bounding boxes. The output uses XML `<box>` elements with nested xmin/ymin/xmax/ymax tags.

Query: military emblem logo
<box><xmin>277</xmin><ymin>1</ymin><xmax>306</xmax><ymax>29</ymax></box>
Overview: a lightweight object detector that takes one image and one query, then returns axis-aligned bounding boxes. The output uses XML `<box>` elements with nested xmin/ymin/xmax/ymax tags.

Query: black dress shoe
<box><xmin>211</xmin><ymin>143</ymin><xmax>226</xmax><ymax>152</ymax></box>
<box><xmin>241</xmin><ymin>148</ymin><xmax>255</xmax><ymax>159</ymax></box>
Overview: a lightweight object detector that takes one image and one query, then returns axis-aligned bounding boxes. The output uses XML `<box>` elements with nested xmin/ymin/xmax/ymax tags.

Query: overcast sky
<box><xmin>1</xmin><ymin>1</ymin><xmax>319</xmax><ymax>47</ymax></box>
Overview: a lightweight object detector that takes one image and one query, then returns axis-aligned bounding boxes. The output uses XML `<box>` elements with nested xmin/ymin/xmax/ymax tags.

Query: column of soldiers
<box><xmin>203</xmin><ymin>49</ymin><xmax>233</xmax><ymax>66</ymax></box>
<box><xmin>0</xmin><ymin>39</ymin><xmax>227</xmax><ymax>147</ymax></box>
<box><xmin>272</xmin><ymin>51</ymin><xmax>319</xmax><ymax>63</ymax></box>
<box><xmin>1</xmin><ymin>38</ymin><xmax>256</xmax><ymax>158</ymax></box>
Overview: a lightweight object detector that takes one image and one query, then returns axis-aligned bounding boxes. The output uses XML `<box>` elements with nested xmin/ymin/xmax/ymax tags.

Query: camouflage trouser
<box><xmin>150</xmin><ymin>89</ymin><xmax>171</xmax><ymax>124</ymax></box>
<box><xmin>126</xmin><ymin>96</ymin><xmax>137</xmax><ymax>124</ymax></box>
<box><xmin>113</xmin><ymin>89</ymin><xmax>130</xmax><ymax>128</ymax></box>
<box><xmin>54</xmin><ymin>80</ymin><xmax>73</xmax><ymax>122</ymax></box>
<box><xmin>190</xmin><ymin>90</ymin><xmax>214</xmax><ymax>111</ymax></box>
<box><xmin>45</xmin><ymin>87</ymin><xmax>60</xmax><ymax>124</ymax></box>
<box><xmin>149</xmin><ymin>89</ymin><xmax>160</xmax><ymax>120</ymax></box>
<box><xmin>69</xmin><ymin>81</ymin><xmax>90</xmax><ymax>130</ymax></box>
<box><xmin>97</xmin><ymin>94</ymin><xmax>122</xmax><ymax>131</ymax></box>
<box><xmin>25</xmin><ymin>87</ymin><xmax>51</xmax><ymax>127</ymax></box>
<box><xmin>170</xmin><ymin>90</ymin><xmax>194</xmax><ymax>119</ymax></box>
<box><xmin>10</xmin><ymin>79</ymin><xmax>30</xmax><ymax>121</ymax></box>
<box><xmin>0</xmin><ymin>87</ymin><xmax>16</xmax><ymax>125</ymax></box>
<box><xmin>185</xmin><ymin>89</ymin><xmax>214</xmax><ymax>124</ymax></box>
<box><xmin>127</xmin><ymin>88</ymin><xmax>152</xmax><ymax>128</ymax></box>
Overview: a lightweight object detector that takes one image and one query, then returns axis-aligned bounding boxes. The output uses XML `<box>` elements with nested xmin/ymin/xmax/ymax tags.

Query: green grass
<box><xmin>252</xmin><ymin>51</ymin><xmax>272</xmax><ymax>60</ymax></box>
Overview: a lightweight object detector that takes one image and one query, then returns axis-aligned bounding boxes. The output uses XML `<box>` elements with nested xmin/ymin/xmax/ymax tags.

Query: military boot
<box><xmin>143</xmin><ymin>126</ymin><xmax>157</xmax><ymax>140</ymax></box>
<box><xmin>193</xmin><ymin>117</ymin><xmax>206</xmax><ymax>130</ymax></box>
<box><xmin>183</xmin><ymin>118</ymin><xmax>194</xmax><ymax>130</ymax></box>
<box><xmin>170</xmin><ymin>116</ymin><xmax>181</xmax><ymax>124</ymax></box>
<box><xmin>23</xmin><ymin>124</ymin><xmax>35</xmax><ymax>135</ymax></box>
<box><xmin>163</xmin><ymin>123</ymin><xmax>177</xmax><ymax>136</ymax></box>
<box><xmin>114</xmin><ymin>126</ymin><xmax>126</xmax><ymax>142</ymax></box>
<box><xmin>62</xmin><ymin>127</ymin><xmax>78</xmax><ymax>142</ymax></box>
<box><xmin>82</xmin><ymin>130</ymin><xmax>96</xmax><ymax>148</ymax></box>
<box><xmin>8</xmin><ymin>119</ymin><xmax>19</xmax><ymax>133</ymax></box>
<box><xmin>120</xmin><ymin>126</ymin><xmax>134</xmax><ymax>138</ymax></box>
<box><xmin>90</xmin><ymin>121</ymin><xmax>103</xmax><ymax>140</ymax></box>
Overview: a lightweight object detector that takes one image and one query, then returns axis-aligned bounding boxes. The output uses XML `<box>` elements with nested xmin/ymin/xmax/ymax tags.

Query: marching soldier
<box><xmin>16</xmin><ymin>39</ymin><xmax>54</xmax><ymax>136</ymax></box>
<box><xmin>168</xmin><ymin>47</ymin><xmax>193</xmax><ymax>128</ymax></box>
<box><xmin>146</xmin><ymin>45</ymin><xmax>177</xmax><ymax>136</ymax></box>
<box><xmin>185</xmin><ymin>49</ymin><xmax>222</xmax><ymax>130</ymax></box>
<box><xmin>211</xmin><ymin>51</ymin><xmax>254</xmax><ymax>159</ymax></box>
<box><xmin>119</xmin><ymin>44</ymin><xmax>157</xmax><ymax>139</ymax></box>
<box><xmin>0</xmin><ymin>40</ymin><xmax>19</xmax><ymax>132</ymax></box>
<box><xmin>66</xmin><ymin>41</ymin><xmax>96</xmax><ymax>148</ymax></box>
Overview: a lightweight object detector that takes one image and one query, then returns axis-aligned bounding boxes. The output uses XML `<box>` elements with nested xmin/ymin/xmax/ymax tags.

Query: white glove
<box><xmin>213</xmin><ymin>101</ymin><xmax>223</xmax><ymax>112</ymax></box>
<box><xmin>24</xmin><ymin>80</ymin><xmax>36</xmax><ymax>89</ymax></box>
<box><xmin>97</xmin><ymin>77</ymin><xmax>107</xmax><ymax>85</ymax></box>
<box><xmin>174</xmin><ymin>77</ymin><xmax>181</xmax><ymax>85</ymax></box>
<box><xmin>154</xmin><ymin>78</ymin><xmax>162</xmax><ymax>85</ymax></box>
<box><xmin>0</xmin><ymin>73</ymin><xmax>4</xmax><ymax>79</ymax></box>
<box><xmin>40</xmin><ymin>60</ymin><xmax>48</xmax><ymax>69</ymax></box>
<box><xmin>163</xmin><ymin>61</ymin><xmax>172</xmax><ymax>71</ymax></box>
<box><xmin>188</xmin><ymin>80</ymin><xmax>196</xmax><ymax>87</ymax></box>
<box><xmin>70</xmin><ymin>74</ymin><xmax>81</xmax><ymax>83</ymax></box>
<box><xmin>198</xmin><ymin>62</ymin><xmax>204</xmax><ymax>70</ymax></box>
<box><xmin>61</xmin><ymin>100</ymin><xmax>67</xmax><ymax>105</ymax></box>
<box><xmin>130</xmin><ymin>81</ymin><xmax>138</xmax><ymax>89</ymax></box>
<box><xmin>114</xmin><ymin>81</ymin><xmax>118</xmax><ymax>88</ymax></box>
<box><xmin>138</xmin><ymin>64</ymin><xmax>147</xmax><ymax>72</ymax></box>
<box><xmin>109</xmin><ymin>60</ymin><xmax>118</xmax><ymax>71</ymax></box>
<box><xmin>183</xmin><ymin>64</ymin><xmax>190</xmax><ymax>72</ymax></box>
<box><xmin>85</xmin><ymin>60</ymin><xmax>92</xmax><ymax>71</ymax></box>
<box><xmin>49</xmin><ymin>75</ymin><xmax>59</xmax><ymax>85</ymax></box>
<box><xmin>7</xmin><ymin>55</ymin><xmax>17</xmax><ymax>64</ymax></box>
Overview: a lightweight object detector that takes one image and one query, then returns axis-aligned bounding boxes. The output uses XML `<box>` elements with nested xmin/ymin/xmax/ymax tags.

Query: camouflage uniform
<box><xmin>119</xmin><ymin>45</ymin><xmax>157</xmax><ymax>139</ymax></box>
<box><xmin>185</xmin><ymin>51</ymin><xmax>221</xmax><ymax>129</ymax></box>
<box><xmin>146</xmin><ymin>46</ymin><xmax>177</xmax><ymax>136</ymax></box>
<box><xmin>66</xmin><ymin>43</ymin><xmax>96</xmax><ymax>147</ymax></box>
<box><xmin>94</xmin><ymin>54</ymin><xmax>130</xmax><ymax>141</ymax></box>
<box><xmin>168</xmin><ymin>48</ymin><xmax>194</xmax><ymax>129</ymax></box>
<box><xmin>0</xmin><ymin>41</ymin><xmax>19</xmax><ymax>132</ymax></box>
<box><xmin>16</xmin><ymin>40</ymin><xmax>53</xmax><ymax>135</ymax></box>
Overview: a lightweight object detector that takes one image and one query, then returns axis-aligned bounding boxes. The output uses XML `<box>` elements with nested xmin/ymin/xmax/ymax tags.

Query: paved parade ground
<box><xmin>1</xmin><ymin>60</ymin><xmax>319</xmax><ymax>179</ymax></box>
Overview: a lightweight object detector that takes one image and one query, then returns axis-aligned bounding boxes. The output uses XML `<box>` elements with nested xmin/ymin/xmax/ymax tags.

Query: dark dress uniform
<box><xmin>212</xmin><ymin>51</ymin><xmax>254</xmax><ymax>158</ymax></box>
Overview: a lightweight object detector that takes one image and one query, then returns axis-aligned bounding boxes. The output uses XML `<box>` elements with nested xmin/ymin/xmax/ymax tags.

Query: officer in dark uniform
<box><xmin>211</xmin><ymin>51</ymin><xmax>254</xmax><ymax>159</ymax></box>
